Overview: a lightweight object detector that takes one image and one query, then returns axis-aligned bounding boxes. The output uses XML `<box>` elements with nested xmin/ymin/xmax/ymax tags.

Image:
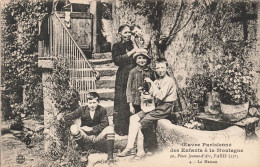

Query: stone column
<box><xmin>39</xmin><ymin>58</ymin><xmax>61</xmax><ymax>159</ymax></box>
<box><xmin>90</xmin><ymin>0</ymin><xmax>102</xmax><ymax>53</ymax></box>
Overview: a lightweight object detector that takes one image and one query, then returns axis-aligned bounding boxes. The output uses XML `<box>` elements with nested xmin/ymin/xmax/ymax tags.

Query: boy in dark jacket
<box><xmin>57</xmin><ymin>92</ymin><xmax>115</xmax><ymax>162</ymax></box>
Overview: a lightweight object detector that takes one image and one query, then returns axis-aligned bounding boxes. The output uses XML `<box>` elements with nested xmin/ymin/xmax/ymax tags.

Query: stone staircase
<box><xmin>89</xmin><ymin>52</ymin><xmax>117</xmax><ymax>116</ymax></box>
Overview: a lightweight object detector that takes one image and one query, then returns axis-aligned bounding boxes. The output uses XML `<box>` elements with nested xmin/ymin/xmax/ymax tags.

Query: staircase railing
<box><xmin>42</xmin><ymin>12</ymin><xmax>96</xmax><ymax>105</ymax></box>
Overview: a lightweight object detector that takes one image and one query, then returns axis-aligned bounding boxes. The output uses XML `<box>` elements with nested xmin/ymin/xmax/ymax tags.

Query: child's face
<box><xmin>132</xmin><ymin>27</ymin><xmax>142</xmax><ymax>37</ymax></box>
<box><xmin>87</xmin><ymin>98</ymin><xmax>99</xmax><ymax>111</ymax></box>
<box><xmin>155</xmin><ymin>62</ymin><xmax>167</xmax><ymax>78</ymax></box>
<box><xmin>136</xmin><ymin>55</ymin><xmax>148</xmax><ymax>67</ymax></box>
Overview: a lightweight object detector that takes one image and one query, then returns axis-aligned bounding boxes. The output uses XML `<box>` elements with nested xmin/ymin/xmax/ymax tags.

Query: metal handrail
<box><xmin>53</xmin><ymin>12</ymin><xmax>97</xmax><ymax>73</ymax></box>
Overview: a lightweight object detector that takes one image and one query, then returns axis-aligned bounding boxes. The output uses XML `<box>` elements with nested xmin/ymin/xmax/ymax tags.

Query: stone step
<box><xmin>92</xmin><ymin>52</ymin><xmax>112</xmax><ymax>59</ymax></box>
<box><xmin>89</xmin><ymin>58</ymin><xmax>113</xmax><ymax>65</ymax></box>
<box><xmin>81</xmin><ymin>88</ymin><xmax>115</xmax><ymax>101</ymax></box>
<box><xmin>91</xmin><ymin>62</ymin><xmax>117</xmax><ymax>68</ymax></box>
<box><xmin>95</xmin><ymin>67</ymin><xmax>117</xmax><ymax>77</ymax></box>
<box><xmin>96</xmin><ymin>88</ymin><xmax>115</xmax><ymax>100</ymax></box>
<box><xmin>70</xmin><ymin>67</ymin><xmax>117</xmax><ymax>77</ymax></box>
<box><xmin>99</xmin><ymin>100</ymin><xmax>114</xmax><ymax>116</ymax></box>
<box><xmin>96</xmin><ymin>76</ymin><xmax>115</xmax><ymax>89</ymax></box>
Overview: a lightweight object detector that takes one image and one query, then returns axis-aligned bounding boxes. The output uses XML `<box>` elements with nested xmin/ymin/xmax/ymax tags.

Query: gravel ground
<box><xmin>1</xmin><ymin>133</ymin><xmax>47</xmax><ymax>167</ymax></box>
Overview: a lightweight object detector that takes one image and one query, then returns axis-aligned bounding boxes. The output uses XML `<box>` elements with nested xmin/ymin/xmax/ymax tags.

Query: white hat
<box><xmin>133</xmin><ymin>49</ymin><xmax>151</xmax><ymax>60</ymax></box>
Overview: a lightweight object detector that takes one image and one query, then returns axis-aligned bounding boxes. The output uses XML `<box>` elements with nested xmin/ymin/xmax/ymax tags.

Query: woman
<box><xmin>112</xmin><ymin>24</ymin><xmax>138</xmax><ymax>136</ymax></box>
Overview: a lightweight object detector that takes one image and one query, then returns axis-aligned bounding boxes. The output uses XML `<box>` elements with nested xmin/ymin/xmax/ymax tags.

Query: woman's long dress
<box><xmin>112</xmin><ymin>40</ymin><xmax>136</xmax><ymax>135</ymax></box>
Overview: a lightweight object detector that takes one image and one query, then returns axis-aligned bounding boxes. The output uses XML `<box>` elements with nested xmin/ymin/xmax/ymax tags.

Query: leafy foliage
<box><xmin>186</xmin><ymin>1</ymin><xmax>257</xmax><ymax>105</ymax></box>
<box><xmin>2</xmin><ymin>0</ymin><xmax>51</xmax><ymax>116</ymax></box>
<box><xmin>49</xmin><ymin>55</ymin><xmax>80</xmax><ymax>113</ymax></box>
<box><xmin>185</xmin><ymin>73</ymin><xmax>212</xmax><ymax>106</ymax></box>
<box><xmin>212</xmin><ymin>42</ymin><xmax>254</xmax><ymax>105</ymax></box>
<box><xmin>44</xmin><ymin>55</ymin><xmax>83</xmax><ymax>165</ymax></box>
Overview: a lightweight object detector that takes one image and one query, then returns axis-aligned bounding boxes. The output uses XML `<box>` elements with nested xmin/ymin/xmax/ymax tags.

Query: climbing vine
<box><xmin>2</xmin><ymin>0</ymin><xmax>52</xmax><ymax>116</ymax></box>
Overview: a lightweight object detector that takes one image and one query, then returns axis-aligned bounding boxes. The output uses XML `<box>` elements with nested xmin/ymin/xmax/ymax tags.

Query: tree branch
<box><xmin>166</xmin><ymin>11</ymin><xmax>194</xmax><ymax>46</ymax></box>
<box><xmin>165</xmin><ymin>0</ymin><xmax>184</xmax><ymax>43</ymax></box>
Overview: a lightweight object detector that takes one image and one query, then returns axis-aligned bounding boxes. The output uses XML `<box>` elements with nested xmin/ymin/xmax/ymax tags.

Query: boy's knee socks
<box><xmin>72</xmin><ymin>132</ymin><xmax>88</xmax><ymax>151</ymax></box>
<box><xmin>106</xmin><ymin>133</ymin><xmax>115</xmax><ymax>160</ymax></box>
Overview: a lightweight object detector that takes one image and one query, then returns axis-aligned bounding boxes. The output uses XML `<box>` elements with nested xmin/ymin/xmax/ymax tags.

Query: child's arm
<box><xmin>112</xmin><ymin>42</ymin><xmax>137</xmax><ymax>66</ymax></box>
<box><xmin>57</xmin><ymin>106</ymin><xmax>83</xmax><ymax>125</ymax></box>
<box><xmin>144</xmin><ymin>77</ymin><xmax>155</xmax><ymax>92</ymax></box>
<box><xmin>126</xmin><ymin>71</ymin><xmax>135</xmax><ymax>114</ymax></box>
<box><xmin>145</xmin><ymin>77</ymin><xmax>176</xmax><ymax>101</ymax></box>
<box><xmin>129</xmin><ymin>102</ymin><xmax>135</xmax><ymax>114</ymax></box>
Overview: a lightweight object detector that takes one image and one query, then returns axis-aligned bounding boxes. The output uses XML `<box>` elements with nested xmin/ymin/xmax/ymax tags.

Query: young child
<box><xmin>130</xmin><ymin>24</ymin><xmax>151</xmax><ymax>50</ymax></box>
<box><xmin>117</xmin><ymin>58</ymin><xmax>177</xmax><ymax>159</ymax></box>
<box><xmin>57</xmin><ymin>92</ymin><xmax>115</xmax><ymax>162</ymax></box>
<box><xmin>126</xmin><ymin>49</ymin><xmax>156</xmax><ymax>115</ymax></box>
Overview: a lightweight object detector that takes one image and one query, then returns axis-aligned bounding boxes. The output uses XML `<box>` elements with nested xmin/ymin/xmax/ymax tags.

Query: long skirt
<box><xmin>113</xmin><ymin>64</ymin><xmax>135</xmax><ymax>135</ymax></box>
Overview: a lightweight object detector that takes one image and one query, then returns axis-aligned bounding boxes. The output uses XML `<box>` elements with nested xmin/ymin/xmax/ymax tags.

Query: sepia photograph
<box><xmin>1</xmin><ymin>0</ymin><xmax>260</xmax><ymax>166</ymax></box>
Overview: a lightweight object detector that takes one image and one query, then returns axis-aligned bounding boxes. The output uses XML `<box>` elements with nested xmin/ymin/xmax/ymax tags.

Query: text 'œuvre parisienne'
<box><xmin>170</xmin><ymin>143</ymin><xmax>243</xmax><ymax>153</ymax></box>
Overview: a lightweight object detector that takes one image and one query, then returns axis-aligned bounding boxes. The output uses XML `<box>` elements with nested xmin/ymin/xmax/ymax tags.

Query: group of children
<box><xmin>57</xmin><ymin>25</ymin><xmax>177</xmax><ymax>163</ymax></box>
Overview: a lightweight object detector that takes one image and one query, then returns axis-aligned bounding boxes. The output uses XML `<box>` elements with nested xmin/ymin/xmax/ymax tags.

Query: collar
<box><xmin>86</xmin><ymin>105</ymin><xmax>99</xmax><ymax>111</ymax></box>
<box><xmin>135</xmin><ymin>66</ymin><xmax>149</xmax><ymax>72</ymax></box>
<box><xmin>158</xmin><ymin>75</ymin><xmax>169</xmax><ymax>81</ymax></box>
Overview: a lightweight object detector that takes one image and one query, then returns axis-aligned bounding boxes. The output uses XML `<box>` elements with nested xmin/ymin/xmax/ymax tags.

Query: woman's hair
<box><xmin>118</xmin><ymin>24</ymin><xmax>130</xmax><ymax>33</ymax></box>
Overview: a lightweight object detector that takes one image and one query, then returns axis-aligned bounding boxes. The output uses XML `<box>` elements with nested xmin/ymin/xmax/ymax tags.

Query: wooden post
<box><xmin>255</xmin><ymin>2</ymin><xmax>260</xmax><ymax>105</ymax></box>
<box><xmin>90</xmin><ymin>0</ymin><xmax>98</xmax><ymax>53</ymax></box>
<box><xmin>111</xmin><ymin>0</ymin><xmax>117</xmax><ymax>46</ymax></box>
<box><xmin>38</xmin><ymin>41</ymin><xmax>44</xmax><ymax>57</ymax></box>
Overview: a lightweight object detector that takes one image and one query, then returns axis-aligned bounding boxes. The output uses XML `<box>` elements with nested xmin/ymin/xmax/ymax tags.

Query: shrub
<box><xmin>2</xmin><ymin>0</ymin><xmax>51</xmax><ymax>116</ymax></box>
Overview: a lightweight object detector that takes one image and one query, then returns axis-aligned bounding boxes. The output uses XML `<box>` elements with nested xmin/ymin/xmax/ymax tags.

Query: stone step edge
<box><xmin>92</xmin><ymin>52</ymin><xmax>112</xmax><ymax>59</ymax></box>
<box><xmin>73</xmin><ymin>76</ymin><xmax>116</xmax><ymax>81</ymax></box>
<box><xmin>89</xmin><ymin>58</ymin><xmax>113</xmax><ymax>64</ymax></box>
<box><xmin>81</xmin><ymin>88</ymin><xmax>115</xmax><ymax>94</ymax></box>
<box><xmin>99</xmin><ymin>76</ymin><xmax>116</xmax><ymax>80</ymax></box>
<box><xmin>69</xmin><ymin>67</ymin><xmax>118</xmax><ymax>71</ymax></box>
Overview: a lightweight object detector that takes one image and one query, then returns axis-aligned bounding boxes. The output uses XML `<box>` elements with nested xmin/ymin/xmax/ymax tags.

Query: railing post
<box><xmin>48</xmin><ymin>12</ymin><xmax>97</xmax><ymax>106</ymax></box>
<box><xmin>38</xmin><ymin>41</ymin><xmax>44</xmax><ymax>57</ymax></box>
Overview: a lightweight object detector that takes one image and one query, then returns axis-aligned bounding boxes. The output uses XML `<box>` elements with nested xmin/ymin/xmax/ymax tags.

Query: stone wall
<box><xmin>111</xmin><ymin>0</ymin><xmax>259</xmax><ymax>100</ymax></box>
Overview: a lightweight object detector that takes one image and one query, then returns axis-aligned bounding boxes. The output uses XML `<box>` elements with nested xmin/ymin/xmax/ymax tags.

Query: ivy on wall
<box><xmin>2</xmin><ymin>0</ymin><xmax>52</xmax><ymax>116</ymax></box>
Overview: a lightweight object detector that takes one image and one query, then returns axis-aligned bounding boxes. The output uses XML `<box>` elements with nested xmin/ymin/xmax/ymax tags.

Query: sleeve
<box><xmin>112</xmin><ymin>43</ymin><xmax>132</xmax><ymax>66</ymax></box>
<box><xmin>150</xmin><ymin>78</ymin><xmax>176</xmax><ymax>101</ymax></box>
<box><xmin>91</xmin><ymin>108</ymin><xmax>109</xmax><ymax>135</ymax></box>
<box><xmin>150</xmin><ymin>70</ymin><xmax>157</xmax><ymax>81</ymax></box>
<box><xmin>64</xmin><ymin>106</ymin><xmax>83</xmax><ymax>124</ymax></box>
<box><xmin>126</xmin><ymin>71</ymin><xmax>134</xmax><ymax>103</ymax></box>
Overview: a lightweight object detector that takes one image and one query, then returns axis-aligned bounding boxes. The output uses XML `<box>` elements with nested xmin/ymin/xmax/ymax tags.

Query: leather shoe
<box><xmin>116</xmin><ymin>149</ymin><xmax>132</xmax><ymax>157</ymax></box>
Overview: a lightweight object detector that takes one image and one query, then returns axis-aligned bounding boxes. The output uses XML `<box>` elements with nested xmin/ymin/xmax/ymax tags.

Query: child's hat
<box><xmin>133</xmin><ymin>49</ymin><xmax>151</xmax><ymax>60</ymax></box>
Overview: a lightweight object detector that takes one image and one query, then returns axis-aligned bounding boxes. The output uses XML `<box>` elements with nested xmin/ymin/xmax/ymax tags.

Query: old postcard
<box><xmin>1</xmin><ymin>0</ymin><xmax>260</xmax><ymax>167</ymax></box>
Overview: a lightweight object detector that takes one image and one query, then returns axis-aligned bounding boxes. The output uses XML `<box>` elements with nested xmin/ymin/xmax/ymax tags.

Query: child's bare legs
<box><xmin>136</xmin><ymin>129</ymin><xmax>145</xmax><ymax>156</ymax></box>
<box><xmin>125</xmin><ymin>114</ymin><xmax>141</xmax><ymax>149</ymax></box>
<box><xmin>117</xmin><ymin>114</ymin><xmax>141</xmax><ymax>156</ymax></box>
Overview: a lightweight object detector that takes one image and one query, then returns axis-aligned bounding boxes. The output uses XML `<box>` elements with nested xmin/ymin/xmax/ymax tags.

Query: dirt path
<box><xmin>1</xmin><ymin>133</ymin><xmax>47</xmax><ymax>167</ymax></box>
